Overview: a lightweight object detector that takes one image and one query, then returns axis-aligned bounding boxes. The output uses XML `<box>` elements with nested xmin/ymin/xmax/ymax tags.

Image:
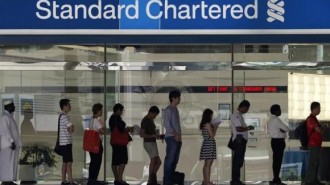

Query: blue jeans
<box><xmin>163</xmin><ymin>136</ymin><xmax>182</xmax><ymax>185</ymax></box>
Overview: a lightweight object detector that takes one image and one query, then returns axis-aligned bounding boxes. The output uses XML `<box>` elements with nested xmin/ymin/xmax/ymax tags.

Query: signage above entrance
<box><xmin>0</xmin><ymin>0</ymin><xmax>329</xmax><ymax>35</ymax></box>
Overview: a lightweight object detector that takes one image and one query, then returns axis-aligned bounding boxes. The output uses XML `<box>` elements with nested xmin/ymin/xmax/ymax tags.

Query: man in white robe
<box><xmin>0</xmin><ymin>100</ymin><xmax>20</xmax><ymax>185</ymax></box>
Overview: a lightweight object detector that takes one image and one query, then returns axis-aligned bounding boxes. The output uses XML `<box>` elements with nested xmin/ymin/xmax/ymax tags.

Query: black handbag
<box><xmin>54</xmin><ymin>140</ymin><xmax>62</xmax><ymax>155</ymax></box>
<box><xmin>54</xmin><ymin>114</ymin><xmax>64</xmax><ymax>156</ymax></box>
<box><xmin>227</xmin><ymin>134</ymin><xmax>234</xmax><ymax>150</ymax></box>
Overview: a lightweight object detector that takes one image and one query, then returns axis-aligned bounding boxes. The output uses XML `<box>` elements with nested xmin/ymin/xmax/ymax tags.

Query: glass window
<box><xmin>0</xmin><ymin>44</ymin><xmax>329</xmax><ymax>183</ymax></box>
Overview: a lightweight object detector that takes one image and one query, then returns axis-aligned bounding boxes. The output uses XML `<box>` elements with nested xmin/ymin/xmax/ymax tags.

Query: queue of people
<box><xmin>0</xmin><ymin>91</ymin><xmax>327</xmax><ymax>185</ymax></box>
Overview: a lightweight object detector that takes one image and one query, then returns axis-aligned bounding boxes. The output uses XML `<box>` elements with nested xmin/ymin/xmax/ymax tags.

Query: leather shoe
<box><xmin>230</xmin><ymin>181</ymin><xmax>246</xmax><ymax>185</ymax></box>
<box><xmin>114</xmin><ymin>181</ymin><xmax>129</xmax><ymax>185</ymax></box>
<box><xmin>315</xmin><ymin>181</ymin><xmax>325</xmax><ymax>185</ymax></box>
<box><xmin>5</xmin><ymin>182</ymin><xmax>17</xmax><ymax>185</ymax></box>
<box><xmin>270</xmin><ymin>181</ymin><xmax>286</xmax><ymax>185</ymax></box>
<box><xmin>87</xmin><ymin>180</ymin><xmax>100</xmax><ymax>185</ymax></box>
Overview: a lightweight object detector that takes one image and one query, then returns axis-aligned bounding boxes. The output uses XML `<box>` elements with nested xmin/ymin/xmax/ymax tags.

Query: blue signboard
<box><xmin>0</xmin><ymin>0</ymin><xmax>329</xmax><ymax>34</ymax></box>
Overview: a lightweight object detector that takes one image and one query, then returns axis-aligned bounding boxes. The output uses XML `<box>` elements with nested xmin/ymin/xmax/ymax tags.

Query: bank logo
<box><xmin>267</xmin><ymin>0</ymin><xmax>285</xmax><ymax>23</ymax></box>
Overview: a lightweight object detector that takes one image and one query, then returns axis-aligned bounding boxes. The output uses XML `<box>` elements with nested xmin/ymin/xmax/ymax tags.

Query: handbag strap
<box><xmin>57</xmin><ymin>113</ymin><xmax>64</xmax><ymax>142</ymax></box>
<box><xmin>89</xmin><ymin>117</ymin><xmax>95</xmax><ymax>130</ymax></box>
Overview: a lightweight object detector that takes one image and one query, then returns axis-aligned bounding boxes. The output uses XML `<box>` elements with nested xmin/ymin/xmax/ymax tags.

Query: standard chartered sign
<box><xmin>36</xmin><ymin>0</ymin><xmax>258</xmax><ymax>20</ymax></box>
<box><xmin>3</xmin><ymin>0</ymin><xmax>330</xmax><ymax>34</ymax></box>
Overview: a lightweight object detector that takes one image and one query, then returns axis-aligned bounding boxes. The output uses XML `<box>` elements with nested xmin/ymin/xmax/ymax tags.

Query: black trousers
<box><xmin>305</xmin><ymin>147</ymin><xmax>321</xmax><ymax>183</ymax></box>
<box><xmin>231</xmin><ymin>138</ymin><xmax>247</xmax><ymax>183</ymax></box>
<box><xmin>271</xmin><ymin>138</ymin><xmax>286</xmax><ymax>183</ymax></box>
<box><xmin>89</xmin><ymin>142</ymin><xmax>103</xmax><ymax>181</ymax></box>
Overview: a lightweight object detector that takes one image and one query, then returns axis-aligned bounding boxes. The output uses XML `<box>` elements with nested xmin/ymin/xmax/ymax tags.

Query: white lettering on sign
<box><xmin>146</xmin><ymin>0</ymin><xmax>258</xmax><ymax>20</ymax></box>
<box><xmin>36</xmin><ymin>0</ymin><xmax>139</xmax><ymax>20</ymax></box>
<box><xmin>35</xmin><ymin>0</ymin><xmax>261</xmax><ymax>21</ymax></box>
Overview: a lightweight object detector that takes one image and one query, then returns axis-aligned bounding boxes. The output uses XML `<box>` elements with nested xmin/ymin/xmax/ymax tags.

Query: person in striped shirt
<box><xmin>58</xmin><ymin>99</ymin><xmax>77</xmax><ymax>185</ymax></box>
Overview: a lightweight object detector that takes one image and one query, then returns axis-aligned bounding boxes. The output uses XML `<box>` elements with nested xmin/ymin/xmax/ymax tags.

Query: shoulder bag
<box><xmin>83</xmin><ymin>117</ymin><xmax>100</xmax><ymax>153</ymax></box>
<box><xmin>54</xmin><ymin>114</ymin><xmax>64</xmax><ymax>156</ymax></box>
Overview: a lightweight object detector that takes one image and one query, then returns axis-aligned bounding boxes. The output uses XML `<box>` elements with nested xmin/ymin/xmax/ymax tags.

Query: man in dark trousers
<box><xmin>230</xmin><ymin>100</ymin><xmax>254</xmax><ymax>185</ymax></box>
<box><xmin>268</xmin><ymin>104</ymin><xmax>289</xmax><ymax>185</ymax></box>
<box><xmin>304</xmin><ymin>102</ymin><xmax>325</xmax><ymax>185</ymax></box>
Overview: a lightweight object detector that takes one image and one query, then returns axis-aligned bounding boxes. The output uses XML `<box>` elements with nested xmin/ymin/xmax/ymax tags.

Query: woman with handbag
<box><xmin>109</xmin><ymin>103</ymin><xmax>134</xmax><ymax>185</ymax></box>
<box><xmin>87</xmin><ymin>103</ymin><xmax>105</xmax><ymax>185</ymax></box>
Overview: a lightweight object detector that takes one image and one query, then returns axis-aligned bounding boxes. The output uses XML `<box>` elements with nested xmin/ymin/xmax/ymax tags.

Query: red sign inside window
<box><xmin>207</xmin><ymin>86</ymin><xmax>279</xmax><ymax>93</ymax></box>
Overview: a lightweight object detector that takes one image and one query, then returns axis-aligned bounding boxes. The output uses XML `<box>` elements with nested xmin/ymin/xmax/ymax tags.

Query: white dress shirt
<box><xmin>268</xmin><ymin>114</ymin><xmax>289</xmax><ymax>139</ymax></box>
<box><xmin>231</xmin><ymin>110</ymin><xmax>248</xmax><ymax>141</ymax></box>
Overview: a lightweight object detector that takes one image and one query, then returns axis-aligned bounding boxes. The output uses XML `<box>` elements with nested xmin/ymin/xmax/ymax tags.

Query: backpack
<box><xmin>294</xmin><ymin>118</ymin><xmax>314</xmax><ymax>150</ymax></box>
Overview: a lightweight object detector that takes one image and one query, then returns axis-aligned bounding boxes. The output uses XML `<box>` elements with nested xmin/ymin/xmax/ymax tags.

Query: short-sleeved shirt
<box><xmin>59</xmin><ymin>112</ymin><xmax>73</xmax><ymax>146</ymax></box>
<box><xmin>307</xmin><ymin>114</ymin><xmax>322</xmax><ymax>147</ymax></box>
<box><xmin>90</xmin><ymin>117</ymin><xmax>103</xmax><ymax>141</ymax></box>
<box><xmin>230</xmin><ymin>110</ymin><xmax>248</xmax><ymax>141</ymax></box>
<box><xmin>109</xmin><ymin>114</ymin><xmax>126</xmax><ymax>133</ymax></box>
<box><xmin>141</xmin><ymin>116</ymin><xmax>156</xmax><ymax>143</ymax></box>
<box><xmin>268</xmin><ymin>115</ymin><xmax>289</xmax><ymax>139</ymax></box>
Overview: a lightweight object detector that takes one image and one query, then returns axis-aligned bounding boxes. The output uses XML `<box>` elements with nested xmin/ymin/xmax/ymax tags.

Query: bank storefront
<box><xmin>1</xmin><ymin>0</ymin><xmax>330</xmax><ymax>184</ymax></box>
